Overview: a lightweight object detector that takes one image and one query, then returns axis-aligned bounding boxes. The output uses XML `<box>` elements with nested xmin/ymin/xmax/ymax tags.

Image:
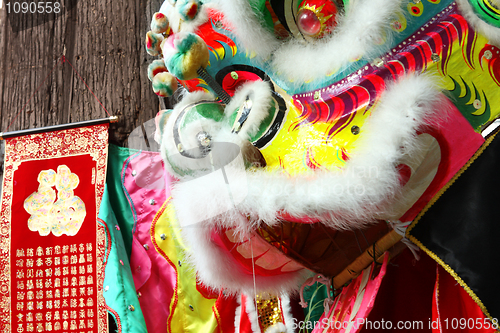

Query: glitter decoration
<box><xmin>255</xmin><ymin>294</ymin><xmax>285</xmax><ymax>331</ymax></box>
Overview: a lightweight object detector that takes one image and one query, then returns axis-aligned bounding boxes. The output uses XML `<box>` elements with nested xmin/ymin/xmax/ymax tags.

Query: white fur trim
<box><xmin>244</xmin><ymin>293</ymin><xmax>261</xmax><ymax>333</ymax></box>
<box><xmin>225</xmin><ymin>80</ymin><xmax>274</xmax><ymax>140</ymax></box>
<box><xmin>214</xmin><ymin>0</ymin><xmax>402</xmax><ymax>84</ymax></box>
<box><xmin>212</xmin><ymin>0</ymin><xmax>282</xmax><ymax>58</ymax></box>
<box><xmin>457</xmin><ymin>0</ymin><xmax>500</xmax><ymax>46</ymax></box>
<box><xmin>265</xmin><ymin>323</ymin><xmax>287</xmax><ymax>333</ymax></box>
<box><xmin>159</xmin><ymin>0</ymin><xmax>210</xmax><ymax>34</ymax></box>
<box><xmin>167</xmin><ymin>74</ymin><xmax>443</xmax><ymax>293</ymax></box>
<box><xmin>172</xmin><ymin>74</ymin><xmax>442</xmax><ymax>229</ymax></box>
<box><xmin>234</xmin><ymin>295</ymin><xmax>243</xmax><ymax>333</ymax></box>
<box><xmin>281</xmin><ymin>294</ymin><xmax>296</xmax><ymax>333</ymax></box>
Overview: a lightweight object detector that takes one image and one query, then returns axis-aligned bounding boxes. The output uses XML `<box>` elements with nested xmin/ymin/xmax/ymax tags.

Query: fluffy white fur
<box><xmin>265</xmin><ymin>323</ymin><xmax>288</xmax><ymax>333</ymax></box>
<box><xmin>457</xmin><ymin>0</ymin><xmax>500</xmax><ymax>46</ymax></box>
<box><xmin>172</xmin><ymin>74</ymin><xmax>442</xmax><ymax>228</ymax></box>
<box><xmin>212</xmin><ymin>0</ymin><xmax>282</xmax><ymax>58</ymax></box>
<box><xmin>242</xmin><ymin>293</ymin><xmax>262</xmax><ymax>333</ymax></box>
<box><xmin>214</xmin><ymin>0</ymin><xmax>402</xmax><ymax>84</ymax></box>
<box><xmin>224</xmin><ymin>80</ymin><xmax>274</xmax><ymax>140</ymax></box>
<box><xmin>167</xmin><ymin>74</ymin><xmax>443</xmax><ymax>293</ymax></box>
<box><xmin>281</xmin><ymin>294</ymin><xmax>295</xmax><ymax>333</ymax></box>
<box><xmin>234</xmin><ymin>295</ymin><xmax>243</xmax><ymax>333</ymax></box>
<box><xmin>159</xmin><ymin>0</ymin><xmax>211</xmax><ymax>33</ymax></box>
<box><xmin>271</xmin><ymin>0</ymin><xmax>402</xmax><ymax>83</ymax></box>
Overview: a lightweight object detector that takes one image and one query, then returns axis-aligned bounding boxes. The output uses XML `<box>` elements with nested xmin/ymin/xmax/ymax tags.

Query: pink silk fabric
<box><xmin>123</xmin><ymin>151</ymin><xmax>177</xmax><ymax>333</ymax></box>
<box><xmin>312</xmin><ymin>253</ymin><xmax>389</xmax><ymax>333</ymax></box>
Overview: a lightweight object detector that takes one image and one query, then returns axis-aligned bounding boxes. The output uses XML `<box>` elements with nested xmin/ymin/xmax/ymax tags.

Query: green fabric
<box><xmin>100</xmin><ymin>187</ymin><xmax>148</xmax><ymax>333</ymax></box>
<box><xmin>106</xmin><ymin>144</ymin><xmax>138</xmax><ymax>258</ymax></box>
<box><xmin>302</xmin><ymin>282</ymin><xmax>328</xmax><ymax>333</ymax></box>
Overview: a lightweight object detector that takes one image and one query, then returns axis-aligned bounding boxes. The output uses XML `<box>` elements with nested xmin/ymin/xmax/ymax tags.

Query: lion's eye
<box><xmin>296</xmin><ymin>0</ymin><xmax>340</xmax><ymax>38</ymax></box>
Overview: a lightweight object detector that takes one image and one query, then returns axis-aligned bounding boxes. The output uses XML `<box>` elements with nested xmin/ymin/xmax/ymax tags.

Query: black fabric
<box><xmin>408</xmin><ymin>130</ymin><xmax>500</xmax><ymax>319</ymax></box>
<box><xmin>269</xmin><ymin>0</ymin><xmax>291</xmax><ymax>33</ymax></box>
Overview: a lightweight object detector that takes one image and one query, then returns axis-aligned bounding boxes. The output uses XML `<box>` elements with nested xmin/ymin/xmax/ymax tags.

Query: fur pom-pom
<box><xmin>152</xmin><ymin>72</ymin><xmax>178</xmax><ymax>97</ymax></box>
<box><xmin>176</xmin><ymin>0</ymin><xmax>202</xmax><ymax>21</ymax></box>
<box><xmin>145</xmin><ymin>31</ymin><xmax>164</xmax><ymax>57</ymax></box>
<box><xmin>159</xmin><ymin>0</ymin><xmax>210</xmax><ymax>34</ymax></box>
<box><xmin>147</xmin><ymin>59</ymin><xmax>168</xmax><ymax>82</ymax></box>
<box><xmin>151</xmin><ymin>12</ymin><xmax>169</xmax><ymax>34</ymax></box>
<box><xmin>162</xmin><ymin>32</ymin><xmax>209</xmax><ymax>80</ymax></box>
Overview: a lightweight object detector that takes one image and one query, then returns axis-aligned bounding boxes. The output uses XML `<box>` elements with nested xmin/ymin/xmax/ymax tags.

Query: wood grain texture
<box><xmin>0</xmin><ymin>0</ymin><xmax>165</xmax><ymax>146</ymax></box>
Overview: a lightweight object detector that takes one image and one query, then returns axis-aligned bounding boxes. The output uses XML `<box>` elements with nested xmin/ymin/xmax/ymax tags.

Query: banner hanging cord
<box><xmin>6</xmin><ymin>55</ymin><xmax>112</xmax><ymax>132</ymax></box>
<box><xmin>63</xmin><ymin>56</ymin><xmax>112</xmax><ymax>117</ymax></box>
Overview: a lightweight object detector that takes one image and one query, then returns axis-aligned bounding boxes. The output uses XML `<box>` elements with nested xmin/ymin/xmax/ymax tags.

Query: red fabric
<box><xmin>1</xmin><ymin>125</ymin><xmax>109</xmax><ymax>332</ymax></box>
<box><xmin>213</xmin><ymin>291</ymin><xmax>238</xmax><ymax>333</ymax></box>
<box><xmin>432</xmin><ymin>265</ymin><xmax>496</xmax><ymax>333</ymax></box>
<box><xmin>222</xmin><ymin>72</ymin><xmax>262</xmax><ymax>96</ymax></box>
<box><xmin>362</xmin><ymin>249</ymin><xmax>437</xmax><ymax>332</ymax></box>
<box><xmin>238</xmin><ymin>293</ymin><xmax>254</xmax><ymax>333</ymax></box>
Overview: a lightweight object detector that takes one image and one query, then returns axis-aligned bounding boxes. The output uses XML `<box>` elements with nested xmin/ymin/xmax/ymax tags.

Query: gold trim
<box><xmin>212</xmin><ymin>303</ymin><xmax>222</xmax><ymax>333</ymax></box>
<box><xmin>406</xmin><ymin>129</ymin><xmax>499</xmax><ymax>322</ymax></box>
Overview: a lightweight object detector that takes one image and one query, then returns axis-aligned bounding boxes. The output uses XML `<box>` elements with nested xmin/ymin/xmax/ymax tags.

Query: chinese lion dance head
<box><xmin>146</xmin><ymin>0</ymin><xmax>500</xmax><ymax>296</ymax></box>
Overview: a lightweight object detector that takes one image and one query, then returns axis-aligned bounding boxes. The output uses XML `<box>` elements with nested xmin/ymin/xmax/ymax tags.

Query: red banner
<box><xmin>0</xmin><ymin>125</ymin><xmax>109</xmax><ymax>332</ymax></box>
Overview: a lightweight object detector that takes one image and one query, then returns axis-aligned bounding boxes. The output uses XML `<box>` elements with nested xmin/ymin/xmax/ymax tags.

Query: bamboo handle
<box><xmin>333</xmin><ymin>230</ymin><xmax>403</xmax><ymax>289</ymax></box>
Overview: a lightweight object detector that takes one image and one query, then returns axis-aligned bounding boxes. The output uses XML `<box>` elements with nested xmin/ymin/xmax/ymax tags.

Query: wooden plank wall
<box><xmin>0</xmin><ymin>0</ymin><xmax>164</xmax><ymax>144</ymax></box>
<box><xmin>0</xmin><ymin>0</ymin><xmax>168</xmax><ymax>187</ymax></box>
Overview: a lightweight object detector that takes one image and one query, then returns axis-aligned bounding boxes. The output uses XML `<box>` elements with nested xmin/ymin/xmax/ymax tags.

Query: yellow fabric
<box><xmin>152</xmin><ymin>199</ymin><xmax>219</xmax><ymax>333</ymax></box>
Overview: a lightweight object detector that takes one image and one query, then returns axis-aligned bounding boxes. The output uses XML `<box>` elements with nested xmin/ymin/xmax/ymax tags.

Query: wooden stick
<box><xmin>332</xmin><ymin>230</ymin><xmax>403</xmax><ymax>289</ymax></box>
<box><xmin>0</xmin><ymin>116</ymin><xmax>119</xmax><ymax>140</ymax></box>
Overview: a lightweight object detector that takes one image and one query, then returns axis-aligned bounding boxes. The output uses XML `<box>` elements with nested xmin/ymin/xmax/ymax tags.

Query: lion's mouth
<box><xmin>210</xmin><ymin>227</ymin><xmax>305</xmax><ymax>277</ymax></box>
<box><xmin>209</xmin><ymin>217</ymin><xmax>392</xmax><ymax>278</ymax></box>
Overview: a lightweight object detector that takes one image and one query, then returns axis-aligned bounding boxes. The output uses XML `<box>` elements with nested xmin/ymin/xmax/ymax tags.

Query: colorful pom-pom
<box><xmin>145</xmin><ymin>31</ymin><xmax>165</xmax><ymax>57</ymax></box>
<box><xmin>162</xmin><ymin>32</ymin><xmax>209</xmax><ymax>81</ymax></box>
<box><xmin>176</xmin><ymin>0</ymin><xmax>201</xmax><ymax>21</ymax></box>
<box><xmin>148</xmin><ymin>59</ymin><xmax>168</xmax><ymax>82</ymax></box>
<box><xmin>151</xmin><ymin>12</ymin><xmax>169</xmax><ymax>34</ymax></box>
<box><xmin>152</xmin><ymin>72</ymin><xmax>178</xmax><ymax>97</ymax></box>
